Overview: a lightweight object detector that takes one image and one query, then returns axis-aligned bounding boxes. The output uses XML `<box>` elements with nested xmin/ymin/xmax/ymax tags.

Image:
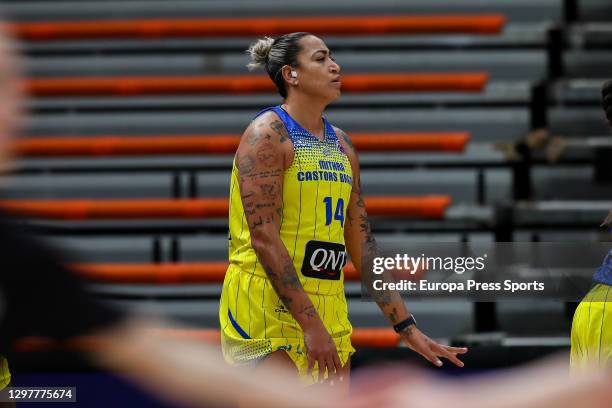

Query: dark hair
<box><xmin>246</xmin><ymin>32</ymin><xmax>311</xmax><ymax>98</ymax></box>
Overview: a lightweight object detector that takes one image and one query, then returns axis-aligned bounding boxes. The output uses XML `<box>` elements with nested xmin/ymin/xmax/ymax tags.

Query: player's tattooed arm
<box><xmin>337</xmin><ymin>127</ymin><xmax>411</xmax><ymax>326</ymax></box>
<box><xmin>236</xmin><ymin>114</ymin><xmax>322</xmax><ymax>330</ymax></box>
<box><xmin>337</xmin><ymin>132</ymin><xmax>468</xmax><ymax>367</ymax></box>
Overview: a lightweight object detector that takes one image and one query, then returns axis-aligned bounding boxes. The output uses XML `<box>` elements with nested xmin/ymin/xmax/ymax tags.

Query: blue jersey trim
<box><xmin>228</xmin><ymin>309</ymin><xmax>251</xmax><ymax>339</ymax></box>
<box><xmin>593</xmin><ymin>252</ymin><xmax>612</xmax><ymax>285</ymax></box>
<box><xmin>592</xmin><ymin>225</ymin><xmax>612</xmax><ymax>285</ymax></box>
<box><xmin>252</xmin><ymin>105</ymin><xmax>339</xmax><ymax>145</ymax></box>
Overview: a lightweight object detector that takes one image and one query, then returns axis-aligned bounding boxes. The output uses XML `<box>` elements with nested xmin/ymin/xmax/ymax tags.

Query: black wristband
<box><xmin>393</xmin><ymin>314</ymin><xmax>417</xmax><ymax>333</ymax></box>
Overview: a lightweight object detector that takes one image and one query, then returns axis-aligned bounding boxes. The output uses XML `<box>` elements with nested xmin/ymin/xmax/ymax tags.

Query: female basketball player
<box><xmin>218</xmin><ymin>32</ymin><xmax>467</xmax><ymax>389</ymax></box>
<box><xmin>570</xmin><ymin>82</ymin><xmax>612</xmax><ymax>372</ymax></box>
<box><xmin>570</xmin><ymin>210</ymin><xmax>612</xmax><ymax>372</ymax></box>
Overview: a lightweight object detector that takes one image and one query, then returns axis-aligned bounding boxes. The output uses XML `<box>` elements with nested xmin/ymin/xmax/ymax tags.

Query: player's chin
<box><xmin>327</xmin><ymin>87</ymin><xmax>341</xmax><ymax>102</ymax></box>
<box><xmin>314</xmin><ymin>87</ymin><xmax>341</xmax><ymax>105</ymax></box>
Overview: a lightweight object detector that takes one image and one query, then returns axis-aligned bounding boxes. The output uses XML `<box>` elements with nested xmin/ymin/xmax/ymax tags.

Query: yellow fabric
<box><xmin>220</xmin><ymin>119</ymin><xmax>354</xmax><ymax>384</ymax></box>
<box><xmin>570</xmin><ymin>284</ymin><xmax>612</xmax><ymax>372</ymax></box>
<box><xmin>0</xmin><ymin>355</ymin><xmax>10</xmax><ymax>389</ymax></box>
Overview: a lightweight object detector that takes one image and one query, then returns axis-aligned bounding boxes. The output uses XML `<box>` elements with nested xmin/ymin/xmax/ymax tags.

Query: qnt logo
<box><xmin>301</xmin><ymin>240</ymin><xmax>347</xmax><ymax>280</ymax></box>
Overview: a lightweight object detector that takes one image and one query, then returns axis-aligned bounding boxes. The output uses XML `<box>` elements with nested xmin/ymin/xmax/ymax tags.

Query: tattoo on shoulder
<box><xmin>237</xmin><ymin>154</ymin><xmax>256</xmax><ymax>175</ymax></box>
<box><xmin>246</xmin><ymin>129</ymin><xmax>263</xmax><ymax>146</ymax></box>
<box><xmin>336</xmin><ymin>128</ymin><xmax>354</xmax><ymax>150</ymax></box>
<box><xmin>270</xmin><ymin>120</ymin><xmax>288</xmax><ymax>143</ymax></box>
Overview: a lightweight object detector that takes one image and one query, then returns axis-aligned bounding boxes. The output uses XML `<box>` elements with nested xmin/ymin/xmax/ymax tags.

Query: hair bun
<box><xmin>246</xmin><ymin>36</ymin><xmax>275</xmax><ymax>71</ymax></box>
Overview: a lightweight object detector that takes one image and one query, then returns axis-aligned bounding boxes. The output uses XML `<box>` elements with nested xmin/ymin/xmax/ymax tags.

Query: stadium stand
<box><xmin>1</xmin><ymin>0</ymin><xmax>610</xmax><ymax>375</ymax></box>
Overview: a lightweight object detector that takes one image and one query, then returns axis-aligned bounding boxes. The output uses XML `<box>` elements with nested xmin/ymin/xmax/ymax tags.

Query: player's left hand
<box><xmin>399</xmin><ymin>326</ymin><xmax>467</xmax><ymax>367</ymax></box>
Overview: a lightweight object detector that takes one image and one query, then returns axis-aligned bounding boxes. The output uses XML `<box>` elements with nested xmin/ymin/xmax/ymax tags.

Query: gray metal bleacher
<box><xmin>1</xmin><ymin>0</ymin><xmax>610</xmax><ymax>345</ymax></box>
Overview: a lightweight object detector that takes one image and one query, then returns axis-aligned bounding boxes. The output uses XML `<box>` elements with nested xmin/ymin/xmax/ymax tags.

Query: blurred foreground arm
<box><xmin>94</xmin><ymin>317</ymin><xmax>332</xmax><ymax>408</ymax></box>
<box><xmin>347</xmin><ymin>356</ymin><xmax>612</xmax><ymax>408</ymax></box>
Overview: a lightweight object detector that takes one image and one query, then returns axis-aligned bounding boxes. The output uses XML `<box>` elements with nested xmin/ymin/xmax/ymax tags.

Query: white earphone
<box><xmin>290</xmin><ymin>70</ymin><xmax>298</xmax><ymax>78</ymax></box>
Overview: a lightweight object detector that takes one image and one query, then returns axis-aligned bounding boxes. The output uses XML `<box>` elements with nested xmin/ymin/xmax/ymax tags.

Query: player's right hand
<box><xmin>601</xmin><ymin>80</ymin><xmax>612</xmax><ymax>125</ymax></box>
<box><xmin>400</xmin><ymin>326</ymin><xmax>467</xmax><ymax>368</ymax></box>
<box><xmin>303</xmin><ymin>323</ymin><xmax>342</xmax><ymax>383</ymax></box>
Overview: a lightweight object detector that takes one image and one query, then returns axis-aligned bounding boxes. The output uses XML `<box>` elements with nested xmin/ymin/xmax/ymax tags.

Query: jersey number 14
<box><xmin>323</xmin><ymin>197</ymin><xmax>344</xmax><ymax>227</ymax></box>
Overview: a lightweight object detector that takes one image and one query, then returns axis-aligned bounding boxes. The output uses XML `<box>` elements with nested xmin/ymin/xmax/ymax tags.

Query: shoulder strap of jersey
<box><xmin>322</xmin><ymin>117</ymin><xmax>338</xmax><ymax>143</ymax></box>
<box><xmin>252</xmin><ymin>105</ymin><xmax>300</xmax><ymax>142</ymax></box>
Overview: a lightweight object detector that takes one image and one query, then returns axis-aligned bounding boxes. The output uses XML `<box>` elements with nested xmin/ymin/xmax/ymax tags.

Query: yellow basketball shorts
<box><xmin>570</xmin><ymin>283</ymin><xmax>612</xmax><ymax>372</ymax></box>
<box><xmin>219</xmin><ymin>264</ymin><xmax>355</xmax><ymax>384</ymax></box>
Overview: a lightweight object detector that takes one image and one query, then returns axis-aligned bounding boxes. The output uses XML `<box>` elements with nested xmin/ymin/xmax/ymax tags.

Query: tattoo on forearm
<box><xmin>248</xmin><ymin>214</ymin><xmax>273</xmax><ymax>229</ymax></box>
<box><xmin>388</xmin><ymin>307</ymin><xmax>399</xmax><ymax>324</ymax></box>
<box><xmin>261</xmin><ymin>258</ymin><xmax>305</xmax><ymax>313</ymax></box>
<box><xmin>281</xmin><ymin>263</ymin><xmax>302</xmax><ymax>289</ymax></box>
<box><xmin>281</xmin><ymin>274</ymin><xmax>301</xmax><ymax>289</ymax></box>
<box><xmin>400</xmin><ymin>325</ymin><xmax>414</xmax><ymax>337</ymax></box>
<box><xmin>372</xmin><ymin>291</ymin><xmax>392</xmax><ymax>306</ymax></box>
<box><xmin>262</xmin><ymin>262</ymin><xmax>279</xmax><ymax>281</ymax></box>
<box><xmin>250</xmin><ymin>216</ymin><xmax>263</xmax><ymax>229</ymax></box>
<box><xmin>358</xmin><ymin>208</ymin><xmax>394</xmax><ymax>307</ymax></box>
<box><xmin>279</xmin><ymin>294</ymin><xmax>293</xmax><ymax>308</ymax></box>
<box><xmin>297</xmin><ymin>304</ymin><xmax>317</xmax><ymax>319</ymax></box>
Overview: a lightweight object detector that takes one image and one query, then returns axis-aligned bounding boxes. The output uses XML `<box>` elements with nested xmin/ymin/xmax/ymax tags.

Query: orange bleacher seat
<box><xmin>12</xmin><ymin>132</ymin><xmax>470</xmax><ymax>157</ymax></box>
<box><xmin>72</xmin><ymin>261</ymin><xmax>360</xmax><ymax>283</ymax></box>
<box><xmin>26</xmin><ymin>73</ymin><xmax>489</xmax><ymax>96</ymax></box>
<box><xmin>71</xmin><ymin>261</ymin><xmax>424</xmax><ymax>285</ymax></box>
<box><xmin>0</xmin><ymin>196</ymin><xmax>451</xmax><ymax>220</ymax></box>
<box><xmin>12</xmin><ymin>327</ymin><xmax>400</xmax><ymax>352</ymax></box>
<box><xmin>11</xmin><ymin>15</ymin><xmax>505</xmax><ymax>40</ymax></box>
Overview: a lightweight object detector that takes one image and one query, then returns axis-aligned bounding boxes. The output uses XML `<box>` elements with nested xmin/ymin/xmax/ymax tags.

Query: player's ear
<box><xmin>281</xmin><ymin>65</ymin><xmax>298</xmax><ymax>85</ymax></box>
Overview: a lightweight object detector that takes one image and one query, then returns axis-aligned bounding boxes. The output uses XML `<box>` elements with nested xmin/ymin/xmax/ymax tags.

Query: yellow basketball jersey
<box><xmin>0</xmin><ymin>356</ymin><xmax>10</xmax><ymax>389</ymax></box>
<box><xmin>571</xmin><ymin>283</ymin><xmax>612</xmax><ymax>372</ymax></box>
<box><xmin>227</xmin><ymin>105</ymin><xmax>353</xmax><ymax>294</ymax></box>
